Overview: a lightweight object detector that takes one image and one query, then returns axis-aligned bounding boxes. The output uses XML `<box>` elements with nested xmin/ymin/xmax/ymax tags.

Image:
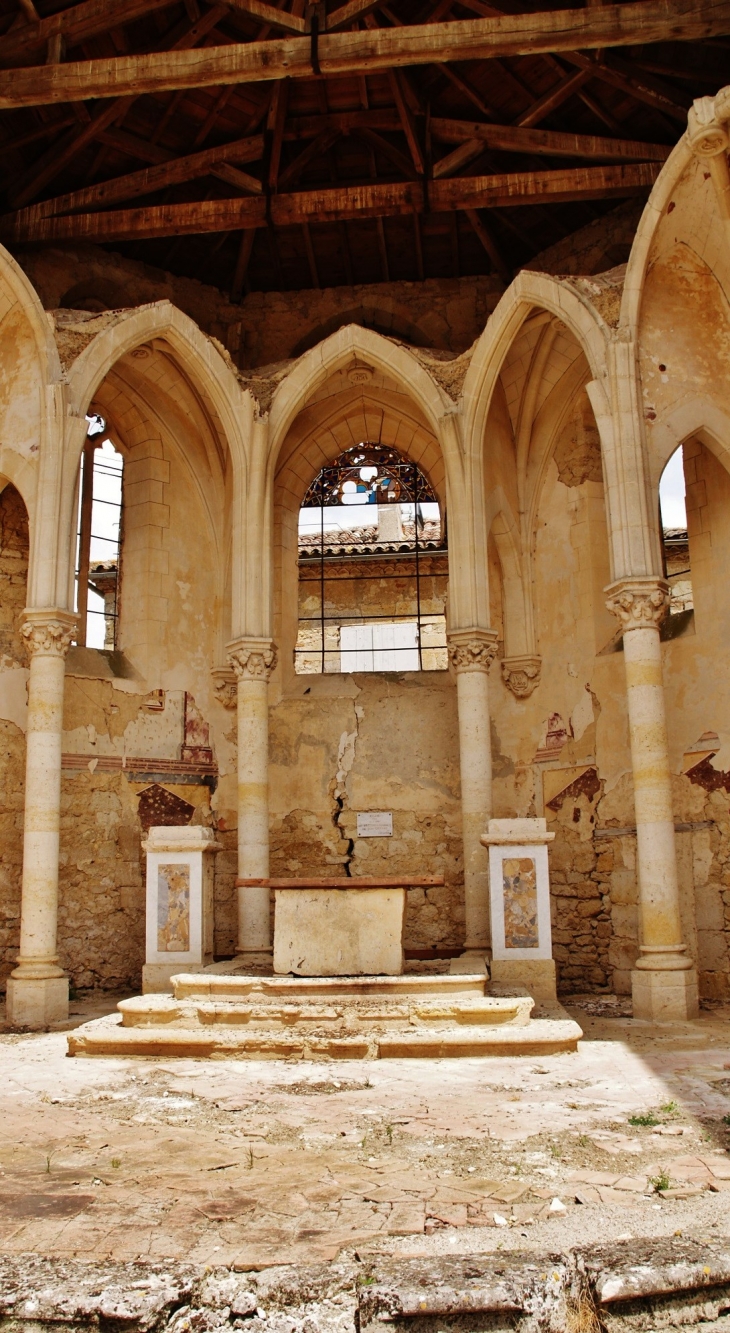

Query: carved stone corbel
<box><xmin>211</xmin><ymin>666</ymin><xmax>237</xmax><ymax>709</ymax></box>
<box><xmin>605</xmin><ymin>576</ymin><xmax>671</xmax><ymax>634</ymax></box>
<box><xmin>501</xmin><ymin>654</ymin><xmax>542</xmax><ymax>697</ymax></box>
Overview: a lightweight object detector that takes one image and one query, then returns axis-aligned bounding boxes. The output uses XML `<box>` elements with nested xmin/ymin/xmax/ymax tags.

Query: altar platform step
<box><xmin>67</xmin><ymin>973</ymin><xmax>583</xmax><ymax>1059</ymax></box>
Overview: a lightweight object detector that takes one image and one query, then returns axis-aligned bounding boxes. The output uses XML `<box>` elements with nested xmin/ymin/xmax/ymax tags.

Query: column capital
<box><xmin>604</xmin><ymin>577</ymin><xmax>670</xmax><ymax>634</ymax></box>
<box><xmin>20</xmin><ymin>609</ymin><xmax>77</xmax><ymax>658</ymax></box>
<box><xmin>501</xmin><ymin>654</ymin><xmax>542</xmax><ymax>698</ymax></box>
<box><xmin>226</xmin><ymin>637</ymin><xmax>278</xmax><ymax>682</ymax></box>
<box><xmin>687</xmin><ymin>93</ymin><xmax>730</xmax><ymax>158</ymax></box>
<box><xmin>211</xmin><ymin>666</ymin><xmax>237</xmax><ymax>709</ymax></box>
<box><xmin>447</xmin><ymin>627</ymin><xmax>498</xmax><ymax>674</ymax></box>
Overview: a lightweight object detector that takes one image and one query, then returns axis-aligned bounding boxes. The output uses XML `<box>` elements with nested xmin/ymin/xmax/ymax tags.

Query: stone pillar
<box><xmin>227</xmin><ymin>636</ymin><xmax>277</xmax><ymax>957</ymax></box>
<box><xmin>687</xmin><ymin>92</ymin><xmax>730</xmax><ymax>244</ymax></box>
<box><xmin>6</xmin><ymin>610</ymin><xmax>76</xmax><ymax>1028</ymax></box>
<box><xmin>605</xmin><ymin>578</ymin><xmax>699</xmax><ymax>1020</ymax></box>
<box><xmin>447</xmin><ymin>627</ymin><xmax>498</xmax><ymax>972</ymax></box>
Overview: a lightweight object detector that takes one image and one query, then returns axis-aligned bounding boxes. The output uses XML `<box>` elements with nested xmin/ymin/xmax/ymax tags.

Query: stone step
<box><xmin>115</xmin><ymin>993</ymin><xmax>534</xmax><ymax>1030</ymax></box>
<box><xmin>67</xmin><ymin>1014</ymin><xmax>582</xmax><ymax>1059</ymax></box>
<box><xmin>170</xmin><ymin>973</ymin><xmax>488</xmax><ymax>1001</ymax></box>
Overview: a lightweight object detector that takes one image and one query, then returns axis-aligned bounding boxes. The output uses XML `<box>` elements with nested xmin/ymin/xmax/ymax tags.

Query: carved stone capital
<box><xmin>501</xmin><ymin>654</ymin><xmax>542</xmax><ymax>698</ymax></box>
<box><xmin>605</xmin><ymin>577</ymin><xmax>670</xmax><ymax>633</ymax></box>
<box><xmin>226</xmin><ymin>637</ymin><xmax>278</xmax><ymax>683</ymax></box>
<box><xmin>688</xmin><ymin>96</ymin><xmax>730</xmax><ymax>158</ymax></box>
<box><xmin>447</xmin><ymin>628</ymin><xmax>498</xmax><ymax>674</ymax></box>
<box><xmin>211</xmin><ymin>666</ymin><xmax>237</xmax><ymax>709</ymax></box>
<box><xmin>20</xmin><ymin>609</ymin><xmax>77</xmax><ymax>658</ymax></box>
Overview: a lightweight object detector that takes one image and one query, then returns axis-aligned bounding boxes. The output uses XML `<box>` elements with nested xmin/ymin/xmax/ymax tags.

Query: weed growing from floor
<box><xmin>629</xmin><ymin>1111</ymin><xmax>659</xmax><ymax>1127</ymax></box>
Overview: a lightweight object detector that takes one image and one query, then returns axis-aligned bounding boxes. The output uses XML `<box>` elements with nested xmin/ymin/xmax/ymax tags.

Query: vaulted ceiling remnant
<box><xmin>0</xmin><ymin>0</ymin><xmax>727</xmax><ymax>298</ymax></box>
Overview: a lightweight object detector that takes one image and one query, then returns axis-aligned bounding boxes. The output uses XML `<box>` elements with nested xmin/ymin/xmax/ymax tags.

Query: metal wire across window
<box><xmin>297</xmin><ymin>445</ymin><xmax>447</xmax><ymax>674</ymax></box>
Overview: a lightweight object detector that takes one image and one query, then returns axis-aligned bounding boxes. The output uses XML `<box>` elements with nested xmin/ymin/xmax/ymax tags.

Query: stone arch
<box><xmin>0</xmin><ymin>241</ymin><xmax>61</xmax><ymax>387</ymax></box>
<box><xmin>64</xmin><ymin>300</ymin><xmax>249</xmax><ymax>485</ymax></box>
<box><xmin>650</xmin><ymin>398</ymin><xmax>730</xmax><ymax>486</ymax></box>
<box><xmin>268</xmin><ymin>325</ymin><xmax>457</xmax><ymax>483</ymax></box>
<box><xmin>461</xmin><ymin>269</ymin><xmax>611</xmax><ymax>461</ymax></box>
<box><xmin>620</xmin><ymin>136</ymin><xmax>694</xmax><ymax>338</ymax></box>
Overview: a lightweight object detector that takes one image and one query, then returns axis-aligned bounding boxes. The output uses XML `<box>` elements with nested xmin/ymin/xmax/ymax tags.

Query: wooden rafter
<box><xmin>12</xmin><ymin>134</ymin><xmax>265</xmax><ymax>222</ymax></box>
<box><xmin>429</xmin><ymin>118</ymin><xmax>671</xmax><ymax>161</ymax></box>
<box><xmin>277</xmin><ymin>128</ymin><xmax>340</xmax><ymax>189</ymax></box>
<box><xmin>514</xmin><ymin>67</ymin><xmax>591</xmax><ymax>128</ymax></box>
<box><xmin>1</xmin><ymin>0</ymin><xmax>725</xmax><ymax>109</ymax></box>
<box><xmin>0</xmin><ymin>162</ymin><xmax>661</xmax><ymax>243</ymax></box>
<box><xmin>223</xmin><ymin>0</ymin><xmax>306</xmax><ymax>32</ymax></box>
<box><xmin>464</xmin><ymin>206</ymin><xmax>509</xmax><ymax>280</ymax></box>
<box><xmin>0</xmin><ymin>0</ymin><xmax>177</xmax><ymax>66</ymax></box>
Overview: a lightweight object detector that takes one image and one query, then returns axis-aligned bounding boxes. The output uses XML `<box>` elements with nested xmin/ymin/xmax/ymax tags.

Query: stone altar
<box><xmin>269</xmin><ymin>876</ymin><xmax>443</xmax><ymax>976</ymax></box>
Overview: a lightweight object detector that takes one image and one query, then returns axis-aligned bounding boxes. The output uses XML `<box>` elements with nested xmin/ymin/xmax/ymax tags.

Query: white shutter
<box><xmin>340</xmin><ymin>623</ymin><xmax>374</xmax><ymax>672</ymax></box>
<box><xmin>373</xmin><ymin>622</ymin><xmax>419</xmax><ymax>671</ymax></box>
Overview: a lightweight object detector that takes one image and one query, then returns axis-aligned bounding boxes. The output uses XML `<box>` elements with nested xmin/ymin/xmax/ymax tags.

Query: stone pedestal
<box><xmin>481</xmin><ymin>818</ymin><xmax>557</xmax><ymax>1003</ymax></box>
<box><xmin>270</xmin><ymin>876</ymin><xmax>432</xmax><ymax>976</ymax></box>
<box><xmin>142</xmin><ymin>825</ymin><xmax>220</xmax><ymax>993</ymax></box>
<box><xmin>5</xmin><ymin>975</ymin><xmax>69</xmax><ymax>1028</ymax></box>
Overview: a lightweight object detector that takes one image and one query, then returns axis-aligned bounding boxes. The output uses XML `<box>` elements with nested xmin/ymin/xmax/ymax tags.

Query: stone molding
<box><xmin>226</xmin><ymin>638</ymin><xmax>278</xmax><ymax>683</ymax></box>
<box><xmin>501</xmin><ymin>654</ymin><xmax>542</xmax><ymax>697</ymax></box>
<box><xmin>211</xmin><ymin>666</ymin><xmax>237</xmax><ymax>709</ymax></box>
<box><xmin>20</xmin><ymin>609</ymin><xmax>77</xmax><ymax>658</ymax></box>
<box><xmin>687</xmin><ymin>93</ymin><xmax>730</xmax><ymax>158</ymax></box>
<box><xmin>447</xmin><ymin>628</ymin><xmax>498</xmax><ymax>674</ymax></box>
<box><xmin>604</xmin><ymin>577</ymin><xmax>670</xmax><ymax>633</ymax></box>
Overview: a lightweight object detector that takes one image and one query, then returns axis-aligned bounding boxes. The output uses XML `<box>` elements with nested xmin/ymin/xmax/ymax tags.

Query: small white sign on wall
<box><xmin>357</xmin><ymin>811</ymin><xmax>393</xmax><ymax>837</ymax></box>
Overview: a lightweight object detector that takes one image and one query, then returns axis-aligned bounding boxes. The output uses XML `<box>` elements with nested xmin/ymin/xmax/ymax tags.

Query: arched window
<box><xmin>296</xmin><ymin>445</ymin><xmax>448</xmax><ymax>674</ymax></box>
<box><xmin>74</xmin><ymin>415</ymin><xmax>124</xmax><ymax>649</ymax></box>
<box><xmin>659</xmin><ymin>445</ymin><xmax>693</xmax><ymax>619</ymax></box>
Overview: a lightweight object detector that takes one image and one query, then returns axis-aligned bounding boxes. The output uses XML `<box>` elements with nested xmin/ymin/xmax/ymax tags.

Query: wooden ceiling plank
<box><xmin>302</xmin><ymin>220</ymin><xmax>320</xmax><ymax>286</ymax></box>
<box><xmin>430</xmin><ymin>116</ymin><xmax>670</xmax><ymax>161</ymax></box>
<box><xmin>353</xmin><ymin>126</ymin><xmax>420</xmax><ymax>179</ymax></box>
<box><xmin>464</xmin><ymin>204</ymin><xmax>509</xmax><ymax>279</ymax></box>
<box><xmin>277</xmin><ymin>127</ymin><xmax>340</xmax><ymax>189</ymax></box>
<box><xmin>231</xmin><ymin>225</ymin><xmax>256</xmax><ymax>299</ymax></box>
<box><xmin>12</xmin><ymin>132</ymin><xmax>266</xmax><ymax>222</ymax></box>
<box><xmin>286</xmin><ymin>108</ymin><xmax>401</xmax><ymax>138</ymax></box>
<box><xmin>1</xmin><ymin>161</ymin><xmax>661</xmax><ymax>242</ymax></box>
<box><xmin>2</xmin><ymin>0</ymin><xmax>726</xmax><ymax>108</ymax></box>
<box><xmin>515</xmin><ymin>67</ymin><xmax>591</xmax><ymax>128</ymax></box>
<box><xmin>0</xmin><ymin>0</ymin><xmax>177</xmax><ymax>66</ymax></box>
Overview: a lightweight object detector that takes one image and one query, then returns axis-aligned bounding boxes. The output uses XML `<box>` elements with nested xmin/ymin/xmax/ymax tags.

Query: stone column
<box><xmin>447</xmin><ymin>627</ymin><xmax>498</xmax><ymax>972</ymax></box>
<box><xmin>605</xmin><ymin>578</ymin><xmax>698</xmax><ymax>1020</ymax></box>
<box><xmin>227</xmin><ymin>636</ymin><xmax>277</xmax><ymax>957</ymax></box>
<box><xmin>6</xmin><ymin>610</ymin><xmax>76</xmax><ymax>1028</ymax></box>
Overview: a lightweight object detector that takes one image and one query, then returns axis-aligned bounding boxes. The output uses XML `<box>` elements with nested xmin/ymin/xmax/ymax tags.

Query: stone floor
<box><xmin>0</xmin><ymin>991</ymin><xmax>729</xmax><ymax>1270</ymax></box>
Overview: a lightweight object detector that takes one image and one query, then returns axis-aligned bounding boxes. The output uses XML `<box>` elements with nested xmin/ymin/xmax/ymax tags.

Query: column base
<box><xmin>5</xmin><ymin>975</ymin><xmax>69</xmax><ymax>1028</ymax></box>
<box><xmin>490</xmin><ymin>958</ymin><xmax>557</xmax><ymax>1005</ymax></box>
<box><xmin>449</xmin><ymin>949</ymin><xmax>489</xmax><ymax>976</ymax></box>
<box><xmin>632</xmin><ymin>965</ymin><xmax>699</xmax><ymax>1021</ymax></box>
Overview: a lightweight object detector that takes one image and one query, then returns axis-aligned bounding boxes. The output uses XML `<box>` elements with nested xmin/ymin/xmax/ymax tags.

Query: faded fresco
<box><xmin>157</xmin><ymin>863</ymin><xmax>191</xmax><ymax>953</ymax></box>
<box><xmin>502</xmin><ymin>857</ymin><xmax>539</xmax><ymax>950</ymax></box>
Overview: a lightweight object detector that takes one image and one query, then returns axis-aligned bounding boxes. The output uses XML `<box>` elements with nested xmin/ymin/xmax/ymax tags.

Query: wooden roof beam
<box><xmin>0</xmin><ymin>161</ymin><xmax>661</xmax><ymax>242</ymax></box>
<box><xmin>515</xmin><ymin>67</ymin><xmax>591</xmax><ymax>128</ymax></box>
<box><xmin>1</xmin><ymin>0</ymin><xmax>726</xmax><ymax>108</ymax></box>
<box><xmin>0</xmin><ymin>0</ymin><xmax>177</xmax><ymax>66</ymax></box>
<box><xmin>12</xmin><ymin>134</ymin><xmax>265</xmax><ymax>222</ymax></box>
<box><xmin>223</xmin><ymin>0</ymin><xmax>306</xmax><ymax>34</ymax></box>
<box><xmin>430</xmin><ymin>117</ymin><xmax>671</xmax><ymax>161</ymax></box>
<box><xmin>464</xmin><ymin>205</ymin><xmax>510</xmax><ymax>280</ymax></box>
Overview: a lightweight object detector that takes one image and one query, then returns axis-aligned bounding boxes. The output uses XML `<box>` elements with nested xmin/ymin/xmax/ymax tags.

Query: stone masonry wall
<box><xmin>0</xmin><ymin>484</ymin><xmax>29</xmax><ymax>987</ymax></box>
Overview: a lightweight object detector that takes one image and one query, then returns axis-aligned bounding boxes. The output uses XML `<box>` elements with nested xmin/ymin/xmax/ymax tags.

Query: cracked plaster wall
<box><xmin>0</xmin><ymin>484</ymin><xmax>28</xmax><ymax>984</ymax></box>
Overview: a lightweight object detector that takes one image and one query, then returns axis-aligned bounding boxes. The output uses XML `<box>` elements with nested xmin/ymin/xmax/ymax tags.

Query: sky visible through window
<box><xmin>659</xmin><ymin>446</ymin><xmax>687</xmax><ymax>530</ymax></box>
